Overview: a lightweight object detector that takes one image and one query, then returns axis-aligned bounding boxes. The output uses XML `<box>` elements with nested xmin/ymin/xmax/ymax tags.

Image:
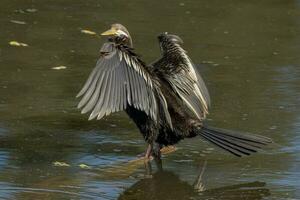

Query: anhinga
<box><xmin>77</xmin><ymin>24</ymin><xmax>272</xmax><ymax>159</ymax></box>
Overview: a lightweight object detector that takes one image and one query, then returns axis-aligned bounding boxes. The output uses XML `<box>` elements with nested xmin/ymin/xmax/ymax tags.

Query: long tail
<box><xmin>196</xmin><ymin>126</ymin><xmax>273</xmax><ymax>157</ymax></box>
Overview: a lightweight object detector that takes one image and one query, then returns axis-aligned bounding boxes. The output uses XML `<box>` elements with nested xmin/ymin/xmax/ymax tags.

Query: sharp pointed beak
<box><xmin>101</xmin><ymin>28</ymin><xmax>117</xmax><ymax>36</ymax></box>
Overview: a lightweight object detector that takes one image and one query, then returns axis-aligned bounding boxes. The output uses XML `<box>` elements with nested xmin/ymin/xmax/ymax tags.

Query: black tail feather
<box><xmin>197</xmin><ymin>126</ymin><xmax>273</xmax><ymax>157</ymax></box>
<box><xmin>200</xmin><ymin>133</ymin><xmax>248</xmax><ymax>157</ymax></box>
<box><xmin>201</xmin><ymin>131</ymin><xmax>254</xmax><ymax>155</ymax></box>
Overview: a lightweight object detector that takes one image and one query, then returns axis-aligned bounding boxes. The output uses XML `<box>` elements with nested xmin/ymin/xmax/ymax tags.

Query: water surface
<box><xmin>0</xmin><ymin>0</ymin><xmax>300</xmax><ymax>199</ymax></box>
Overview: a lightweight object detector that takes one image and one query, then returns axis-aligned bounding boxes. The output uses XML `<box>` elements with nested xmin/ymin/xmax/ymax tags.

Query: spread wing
<box><xmin>154</xmin><ymin>37</ymin><xmax>210</xmax><ymax>119</ymax></box>
<box><xmin>77</xmin><ymin>42</ymin><xmax>172</xmax><ymax>128</ymax></box>
<box><xmin>167</xmin><ymin>61</ymin><xmax>210</xmax><ymax>119</ymax></box>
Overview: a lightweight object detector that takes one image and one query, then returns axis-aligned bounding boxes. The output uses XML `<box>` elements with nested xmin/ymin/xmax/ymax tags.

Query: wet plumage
<box><xmin>77</xmin><ymin>24</ymin><xmax>272</xmax><ymax>158</ymax></box>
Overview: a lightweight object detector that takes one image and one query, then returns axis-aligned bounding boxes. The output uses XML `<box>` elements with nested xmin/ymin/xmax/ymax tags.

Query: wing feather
<box><xmin>76</xmin><ymin>59</ymin><xmax>103</xmax><ymax>98</ymax></box>
<box><xmin>97</xmin><ymin>71</ymin><xmax>113</xmax><ymax>119</ymax></box>
<box><xmin>77</xmin><ymin>42</ymin><xmax>172</xmax><ymax>128</ymax></box>
<box><xmin>88</xmin><ymin>72</ymin><xmax>109</xmax><ymax>120</ymax></box>
<box><xmin>80</xmin><ymin>74</ymin><xmax>102</xmax><ymax>114</ymax></box>
<box><xmin>77</xmin><ymin>68</ymin><xmax>101</xmax><ymax>109</ymax></box>
<box><xmin>107</xmin><ymin>69</ymin><xmax>116</xmax><ymax>114</ymax></box>
<box><xmin>153</xmin><ymin>37</ymin><xmax>210</xmax><ymax>119</ymax></box>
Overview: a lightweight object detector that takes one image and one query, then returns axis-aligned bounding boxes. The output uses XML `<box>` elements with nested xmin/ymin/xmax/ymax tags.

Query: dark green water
<box><xmin>1</xmin><ymin>0</ymin><xmax>300</xmax><ymax>199</ymax></box>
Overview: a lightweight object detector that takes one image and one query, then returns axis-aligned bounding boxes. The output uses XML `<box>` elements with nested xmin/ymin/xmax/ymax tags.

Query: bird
<box><xmin>77</xmin><ymin>23</ymin><xmax>273</xmax><ymax>160</ymax></box>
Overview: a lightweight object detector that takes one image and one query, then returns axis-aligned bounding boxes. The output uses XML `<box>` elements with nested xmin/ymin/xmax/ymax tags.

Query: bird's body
<box><xmin>77</xmin><ymin>24</ymin><xmax>272</xmax><ymax>159</ymax></box>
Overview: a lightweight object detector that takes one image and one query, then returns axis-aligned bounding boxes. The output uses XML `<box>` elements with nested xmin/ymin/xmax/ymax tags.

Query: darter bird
<box><xmin>77</xmin><ymin>23</ymin><xmax>272</xmax><ymax>159</ymax></box>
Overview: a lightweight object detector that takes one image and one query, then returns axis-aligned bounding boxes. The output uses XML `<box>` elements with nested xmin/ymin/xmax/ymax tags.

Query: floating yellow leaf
<box><xmin>79</xmin><ymin>164</ymin><xmax>91</xmax><ymax>169</ymax></box>
<box><xmin>53</xmin><ymin>161</ymin><xmax>70</xmax><ymax>167</ymax></box>
<box><xmin>81</xmin><ymin>29</ymin><xmax>96</xmax><ymax>35</ymax></box>
<box><xmin>52</xmin><ymin>66</ymin><xmax>67</xmax><ymax>70</ymax></box>
<box><xmin>9</xmin><ymin>41</ymin><xmax>28</xmax><ymax>47</ymax></box>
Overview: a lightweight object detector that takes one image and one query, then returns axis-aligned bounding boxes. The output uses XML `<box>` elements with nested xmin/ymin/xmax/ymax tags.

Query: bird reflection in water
<box><xmin>118</xmin><ymin>161</ymin><xmax>270</xmax><ymax>200</ymax></box>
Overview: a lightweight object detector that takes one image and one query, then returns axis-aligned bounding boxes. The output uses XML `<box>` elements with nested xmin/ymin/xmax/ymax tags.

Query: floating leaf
<box><xmin>53</xmin><ymin>161</ymin><xmax>70</xmax><ymax>167</ymax></box>
<box><xmin>14</xmin><ymin>9</ymin><xmax>25</xmax><ymax>14</ymax></box>
<box><xmin>81</xmin><ymin>29</ymin><xmax>96</xmax><ymax>35</ymax></box>
<box><xmin>9</xmin><ymin>41</ymin><xmax>28</xmax><ymax>47</ymax></box>
<box><xmin>52</xmin><ymin>66</ymin><xmax>67</xmax><ymax>70</ymax></box>
<box><xmin>79</xmin><ymin>164</ymin><xmax>91</xmax><ymax>169</ymax></box>
<box><xmin>26</xmin><ymin>8</ymin><xmax>38</xmax><ymax>13</ymax></box>
<box><xmin>10</xmin><ymin>20</ymin><xmax>26</xmax><ymax>25</ymax></box>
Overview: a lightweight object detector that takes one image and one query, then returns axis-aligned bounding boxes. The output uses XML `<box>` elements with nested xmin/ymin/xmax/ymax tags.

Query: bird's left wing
<box><xmin>153</xmin><ymin>34</ymin><xmax>210</xmax><ymax>119</ymax></box>
<box><xmin>77</xmin><ymin>42</ymin><xmax>172</xmax><ymax>128</ymax></box>
<box><xmin>167</xmin><ymin>60</ymin><xmax>210</xmax><ymax>119</ymax></box>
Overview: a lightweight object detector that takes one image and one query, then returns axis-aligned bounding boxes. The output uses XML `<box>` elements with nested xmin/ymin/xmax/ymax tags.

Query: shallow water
<box><xmin>0</xmin><ymin>0</ymin><xmax>300</xmax><ymax>199</ymax></box>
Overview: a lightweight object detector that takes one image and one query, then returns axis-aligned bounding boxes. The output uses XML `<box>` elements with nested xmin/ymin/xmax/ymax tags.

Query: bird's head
<box><xmin>101</xmin><ymin>23</ymin><xmax>132</xmax><ymax>47</ymax></box>
<box><xmin>158</xmin><ymin>32</ymin><xmax>183</xmax><ymax>53</ymax></box>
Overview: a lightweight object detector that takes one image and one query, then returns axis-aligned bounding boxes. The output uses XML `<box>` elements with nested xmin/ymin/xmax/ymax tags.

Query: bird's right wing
<box><xmin>77</xmin><ymin>42</ymin><xmax>172</xmax><ymax>128</ymax></box>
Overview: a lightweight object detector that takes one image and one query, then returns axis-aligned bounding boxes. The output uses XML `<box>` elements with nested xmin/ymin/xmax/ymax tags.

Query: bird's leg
<box><xmin>152</xmin><ymin>142</ymin><xmax>163</xmax><ymax>170</ymax></box>
<box><xmin>144</xmin><ymin>144</ymin><xmax>153</xmax><ymax>160</ymax></box>
<box><xmin>140</xmin><ymin>143</ymin><xmax>176</xmax><ymax>161</ymax></box>
<box><xmin>152</xmin><ymin>142</ymin><xmax>162</xmax><ymax>159</ymax></box>
<box><xmin>144</xmin><ymin>142</ymin><xmax>162</xmax><ymax>160</ymax></box>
